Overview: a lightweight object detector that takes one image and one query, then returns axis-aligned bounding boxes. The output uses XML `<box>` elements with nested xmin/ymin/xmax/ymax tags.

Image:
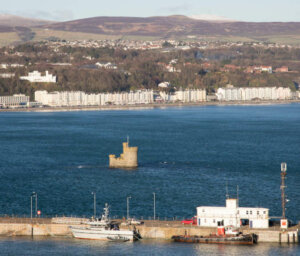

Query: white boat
<box><xmin>70</xmin><ymin>203</ymin><xmax>139</xmax><ymax>241</ymax></box>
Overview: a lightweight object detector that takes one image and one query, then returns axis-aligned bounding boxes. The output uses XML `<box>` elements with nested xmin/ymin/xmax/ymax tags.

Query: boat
<box><xmin>172</xmin><ymin>226</ymin><xmax>256</xmax><ymax>245</ymax></box>
<box><xmin>107</xmin><ymin>235</ymin><xmax>130</xmax><ymax>242</ymax></box>
<box><xmin>70</xmin><ymin>203</ymin><xmax>140</xmax><ymax>241</ymax></box>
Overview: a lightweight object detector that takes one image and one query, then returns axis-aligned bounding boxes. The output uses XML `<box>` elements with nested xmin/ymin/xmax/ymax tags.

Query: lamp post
<box><xmin>92</xmin><ymin>192</ymin><xmax>96</xmax><ymax>218</ymax></box>
<box><xmin>31</xmin><ymin>192</ymin><xmax>37</xmax><ymax>219</ymax></box>
<box><xmin>127</xmin><ymin>196</ymin><xmax>131</xmax><ymax>220</ymax></box>
<box><xmin>35</xmin><ymin>193</ymin><xmax>38</xmax><ymax>218</ymax></box>
<box><xmin>153</xmin><ymin>192</ymin><xmax>156</xmax><ymax>221</ymax></box>
<box><xmin>281</xmin><ymin>163</ymin><xmax>287</xmax><ymax>219</ymax></box>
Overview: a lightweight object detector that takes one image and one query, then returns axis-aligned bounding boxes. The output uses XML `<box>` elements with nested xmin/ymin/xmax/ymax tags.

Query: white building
<box><xmin>0</xmin><ymin>94</ymin><xmax>29</xmax><ymax>107</ymax></box>
<box><xmin>175</xmin><ymin>89</ymin><xmax>206</xmax><ymax>102</ymax></box>
<box><xmin>0</xmin><ymin>73</ymin><xmax>15</xmax><ymax>78</ymax></box>
<box><xmin>20</xmin><ymin>70</ymin><xmax>56</xmax><ymax>83</ymax></box>
<box><xmin>197</xmin><ymin>198</ymin><xmax>269</xmax><ymax>229</ymax></box>
<box><xmin>158</xmin><ymin>82</ymin><xmax>171</xmax><ymax>88</ymax></box>
<box><xmin>95</xmin><ymin>62</ymin><xmax>117</xmax><ymax>70</ymax></box>
<box><xmin>34</xmin><ymin>90</ymin><xmax>154</xmax><ymax>107</ymax></box>
<box><xmin>216</xmin><ymin>87</ymin><xmax>291</xmax><ymax>101</ymax></box>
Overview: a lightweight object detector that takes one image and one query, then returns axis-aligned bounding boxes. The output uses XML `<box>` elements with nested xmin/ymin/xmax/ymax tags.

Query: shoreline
<box><xmin>0</xmin><ymin>100</ymin><xmax>300</xmax><ymax>113</ymax></box>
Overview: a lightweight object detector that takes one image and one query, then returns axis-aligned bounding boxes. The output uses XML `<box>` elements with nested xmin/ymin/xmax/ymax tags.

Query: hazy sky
<box><xmin>1</xmin><ymin>0</ymin><xmax>300</xmax><ymax>22</ymax></box>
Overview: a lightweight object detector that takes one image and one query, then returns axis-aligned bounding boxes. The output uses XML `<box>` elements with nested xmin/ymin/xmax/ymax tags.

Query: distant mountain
<box><xmin>42</xmin><ymin>15</ymin><xmax>300</xmax><ymax>38</ymax></box>
<box><xmin>0</xmin><ymin>14</ymin><xmax>53</xmax><ymax>27</ymax></box>
<box><xmin>189</xmin><ymin>14</ymin><xmax>236</xmax><ymax>22</ymax></box>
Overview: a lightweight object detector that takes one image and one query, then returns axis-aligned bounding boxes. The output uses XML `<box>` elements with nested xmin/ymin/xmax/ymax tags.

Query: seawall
<box><xmin>0</xmin><ymin>218</ymin><xmax>298</xmax><ymax>243</ymax></box>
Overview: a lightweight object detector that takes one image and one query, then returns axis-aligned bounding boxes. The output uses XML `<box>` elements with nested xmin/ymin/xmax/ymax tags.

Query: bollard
<box><xmin>293</xmin><ymin>233</ymin><xmax>295</xmax><ymax>243</ymax></box>
<box><xmin>279</xmin><ymin>233</ymin><xmax>281</xmax><ymax>243</ymax></box>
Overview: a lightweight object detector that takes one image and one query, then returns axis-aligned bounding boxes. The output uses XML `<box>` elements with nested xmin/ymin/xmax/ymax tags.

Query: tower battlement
<box><xmin>109</xmin><ymin>142</ymin><xmax>138</xmax><ymax>168</ymax></box>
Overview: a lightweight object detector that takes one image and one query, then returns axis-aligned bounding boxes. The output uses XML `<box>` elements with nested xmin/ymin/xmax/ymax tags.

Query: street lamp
<box><xmin>153</xmin><ymin>192</ymin><xmax>156</xmax><ymax>221</ymax></box>
<box><xmin>281</xmin><ymin>163</ymin><xmax>287</xmax><ymax>219</ymax></box>
<box><xmin>92</xmin><ymin>192</ymin><xmax>96</xmax><ymax>218</ymax></box>
<box><xmin>30</xmin><ymin>192</ymin><xmax>37</xmax><ymax>220</ymax></box>
<box><xmin>127</xmin><ymin>196</ymin><xmax>131</xmax><ymax>220</ymax></box>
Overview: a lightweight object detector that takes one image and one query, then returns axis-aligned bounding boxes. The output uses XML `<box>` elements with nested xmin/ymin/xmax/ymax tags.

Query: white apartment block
<box><xmin>20</xmin><ymin>71</ymin><xmax>56</xmax><ymax>83</ymax></box>
<box><xmin>197</xmin><ymin>198</ymin><xmax>269</xmax><ymax>229</ymax></box>
<box><xmin>0</xmin><ymin>94</ymin><xmax>29</xmax><ymax>107</ymax></box>
<box><xmin>216</xmin><ymin>87</ymin><xmax>291</xmax><ymax>101</ymax></box>
<box><xmin>35</xmin><ymin>90</ymin><xmax>154</xmax><ymax>107</ymax></box>
<box><xmin>173</xmin><ymin>89</ymin><xmax>206</xmax><ymax>102</ymax></box>
<box><xmin>36</xmin><ymin>89</ymin><xmax>207</xmax><ymax>107</ymax></box>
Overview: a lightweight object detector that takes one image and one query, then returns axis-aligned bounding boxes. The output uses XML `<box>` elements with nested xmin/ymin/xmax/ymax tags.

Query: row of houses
<box><xmin>34</xmin><ymin>89</ymin><xmax>208</xmax><ymax>107</ymax></box>
<box><xmin>216</xmin><ymin>87</ymin><xmax>292</xmax><ymax>101</ymax></box>
<box><xmin>34</xmin><ymin>90</ymin><xmax>154</xmax><ymax>107</ymax></box>
<box><xmin>1</xmin><ymin>86</ymin><xmax>297</xmax><ymax>108</ymax></box>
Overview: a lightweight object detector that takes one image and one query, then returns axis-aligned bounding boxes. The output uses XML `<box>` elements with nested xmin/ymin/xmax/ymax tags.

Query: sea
<box><xmin>0</xmin><ymin>104</ymin><xmax>299</xmax><ymax>255</ymax></box>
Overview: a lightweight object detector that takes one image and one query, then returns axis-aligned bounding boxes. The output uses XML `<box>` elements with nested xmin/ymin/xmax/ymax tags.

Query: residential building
<box><xmin>0</xmin><ymin>73</ymin><xmax>15</xmax><ymax>78</ymax></box>
<box><xmin>20</xmin><ymin>70</ymin><xmax>56</xmax><ymax>83</ymax></box>
<box><xmin>0</xmin><ymin>94</ymin><xmax>29</xmax><ymax>107</ymax></box>
<box><xmin>95</xmin><ymin>62</ymin><xmax>117</xmax><ymax>70</ymax></box>
<box><xmin>216</xmin><ymin>87</ymin><xmax>291</xmax><ymax>101</ymax></box>
<box><xmin>35</xmin><ymin>90</ymin><xmax>154</xmax><ymax>107</ymax></box>
<box><xmin>197</xmin><ymin>198</ymin><xmax>269</xmax><ymax>229</ymax></box>
<box><xmin>275</xmin><ymin>66</ymin><xmax>289</xmax><ymax>73</ymax></box>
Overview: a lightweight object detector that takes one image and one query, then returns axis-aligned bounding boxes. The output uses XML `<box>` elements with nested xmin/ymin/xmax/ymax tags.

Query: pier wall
<box><xmin>0</xmin><ymin>219</ymin><xmax>298</xmax><ymax>244</ymax></box>
<box><xmin>0</xmin><ymin>223</ymin><xmax>73</xmax><ymax>237</ymax></box>
<box><xmin>136</xmin><ymin>225</ymin><xmax>299</xmax><ymax>243</ymax></box>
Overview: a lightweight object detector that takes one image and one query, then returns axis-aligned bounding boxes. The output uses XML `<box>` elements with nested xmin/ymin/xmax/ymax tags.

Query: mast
<box><xmin>281</xmin><ymin>163</ymin><xmax>287</xmax><ymax>219</ymax></box>
<box><xmin>226</xmin><ymin>181</ymin><xmax>229</xmax><ymax>199</ymax></box>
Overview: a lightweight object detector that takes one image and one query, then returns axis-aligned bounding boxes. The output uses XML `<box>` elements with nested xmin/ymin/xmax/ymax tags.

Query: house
<box><xmin>95</xmin><ymin>62</ymin><xmax>117</xmax><ymax>70</ymax></box>
<box><xmin>20</xmin><ymin>71</ymin><xmax>56</xmax><ymax>83</ymax></box>
<box><xmin>275</xmin><ymin>66</ymin><xmax>289</xmax><ymax>73</ymax></box>
<box><xmin>197</xmin><ymin>198</ymin><xmax>269</xmax><ymax>229</ymax></box>
<box><xmin>158</xmin><ymin>82</ymin><xmax>171</xmax><ymax>88</ymax></box>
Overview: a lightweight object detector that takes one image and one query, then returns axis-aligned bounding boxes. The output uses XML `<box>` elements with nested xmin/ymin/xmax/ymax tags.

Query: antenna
<box><xmin>236</xmin><ymin>185</ymin><xmax>239</xmax><ymax>202</ymax></box>
<box><xmin>281</xmin><ymin>163</ymin><xmax>287</xmax><ymax>219</ymax></box>
<box><xmin>226</xmin><ymin>181</ymin><xmax>229</xmax><ymax>199</ymax></box>
<box><xmin>127</xmin><ymin>135</ymin><xmax>129</xmax><ymax>145</ymax></box>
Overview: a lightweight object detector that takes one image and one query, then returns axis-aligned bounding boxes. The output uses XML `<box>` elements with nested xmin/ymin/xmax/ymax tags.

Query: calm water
<box><xmin>0</xmin><ymin>104</ymin><xmax>299</xmax><ymax>255</ymax></box>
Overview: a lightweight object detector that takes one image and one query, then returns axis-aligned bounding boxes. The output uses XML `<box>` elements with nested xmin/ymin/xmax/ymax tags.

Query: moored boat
<box><xmin>70</xmin><ymin>203</ymin><xmax>140</xmax><ymax>241</ymax></box>
<box><xmin>172</xmin><ymin>226</ymin><xmax>256</xmax><ymax>245</ymax></box>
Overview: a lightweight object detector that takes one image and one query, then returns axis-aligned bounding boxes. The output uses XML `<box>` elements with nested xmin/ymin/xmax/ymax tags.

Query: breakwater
<box><xmin>0</xmin><ymin>218</ymin><xmax>298</xmax><ymax>244</ymax></box>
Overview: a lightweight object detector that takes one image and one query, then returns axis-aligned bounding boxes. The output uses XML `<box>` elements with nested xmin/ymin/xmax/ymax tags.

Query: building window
<box><xmin>257</xmin><ymin>211</ymin><xmax>259</xmax><ymax>215</ymax></box>
<box><xmin>250</xmin><ymin>211</ymin><xmax>252</xmax><ymax>215</ymax></box>
<box><xmin>237</xmin><ymin>210</ymin><xmax>239</xmax><ymax>214</ymax></box>
<box><xmin>202</xmin><ymin>209</ymin><xmax>205</xmax><ymax>212</ymax></box>
<box><xmin>246</xmin><ymin>211</ymin><xmax>249</xmax><ymax>214</ymax></box>
<box><xmin>263</xmin><ymin>211</ymin><xmax>266</xmax><ymax>214</ymax></box>
<box><xmin>213</xmin><ymin>219</ymin><xmax>215</xmax><ymax>223</ymax></box>
<box><xmin>204</xmin><ymin>219</ymin><xmax>206</xmax><ymax>223</ymax></box>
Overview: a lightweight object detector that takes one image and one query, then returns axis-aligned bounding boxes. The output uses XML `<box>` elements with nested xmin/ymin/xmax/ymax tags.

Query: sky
<box><xmin>1</xmin><ymin>0</ymin><xmax>300</xmax><ymax>22</ymax></box>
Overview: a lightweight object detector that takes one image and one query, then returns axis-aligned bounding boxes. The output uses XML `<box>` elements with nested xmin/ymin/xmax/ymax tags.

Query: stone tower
<box><xmin>109</xmin><ymin>141</ymin><xmax>138</xmax><ymax>168</ymax></box>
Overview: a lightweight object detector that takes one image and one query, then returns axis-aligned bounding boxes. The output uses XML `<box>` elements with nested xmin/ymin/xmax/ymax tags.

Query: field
<box><xmin>0</xmin><ymin>32</ymin><xmax>19</xmax><ymax>46</ymax></box>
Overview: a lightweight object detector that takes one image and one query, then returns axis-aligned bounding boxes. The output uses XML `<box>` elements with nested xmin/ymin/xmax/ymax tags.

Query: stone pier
<box><xmin>0</xmin><ymin>218</ymin><xmax>298</xmax><ymax>243</ymax></box>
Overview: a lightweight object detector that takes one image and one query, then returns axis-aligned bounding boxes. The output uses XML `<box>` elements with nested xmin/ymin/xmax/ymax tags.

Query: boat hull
<box><xmin>71</xmin><ymin>227</ymin><xmax>135</xmax><ymax>241</ymax></box>
<box><xmin>172</xmin><ymin>234</ymin><xmax>255</xmax><ymax>245</ymax></box>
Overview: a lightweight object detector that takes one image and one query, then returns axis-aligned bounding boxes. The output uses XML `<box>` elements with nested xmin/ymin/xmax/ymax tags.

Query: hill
<box><xmin>43</xmin><ymin>15</ymin><xmax>300</xmax><ymax>38</ymax></box>
<box><xmin>0</xmin><ymin>14</ymin><xmax>53</xmax><ymax>27</ymax></box>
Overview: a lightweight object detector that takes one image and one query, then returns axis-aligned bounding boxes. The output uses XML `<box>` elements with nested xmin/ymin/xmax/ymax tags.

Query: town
<box><xmin>0</xmin><ymin>38</ymin><xmax>300</xmax><ymax>109</ymax></box>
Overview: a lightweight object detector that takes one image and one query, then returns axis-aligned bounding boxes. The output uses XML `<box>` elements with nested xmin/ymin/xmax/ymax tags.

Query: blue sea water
<box><xmin>0</xmin><ymin>104</ymin><xmax>299</xmax><ymax>255</ymax></box>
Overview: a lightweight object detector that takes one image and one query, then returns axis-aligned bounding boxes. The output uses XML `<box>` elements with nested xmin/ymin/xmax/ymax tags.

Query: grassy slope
<box><xmin>0</xmin><ymin>32</ymin><xmax>20</xmax><ymax>46</ymax></box>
